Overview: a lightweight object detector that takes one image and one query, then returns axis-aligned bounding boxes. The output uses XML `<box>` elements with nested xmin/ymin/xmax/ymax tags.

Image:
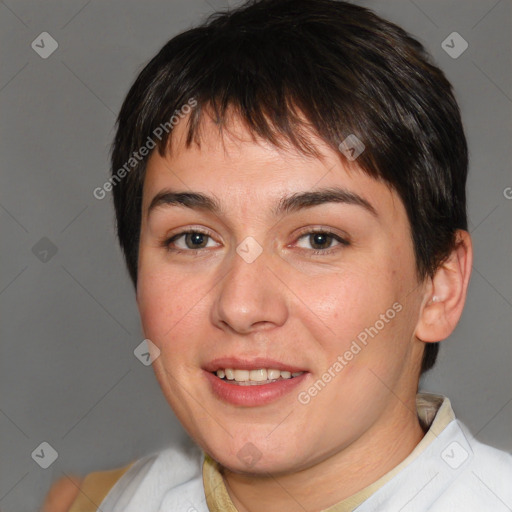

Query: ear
<box><xmin>415</xmin><ymin>230</ymin><xmax>473</xmax><ymax>343</ymax></box>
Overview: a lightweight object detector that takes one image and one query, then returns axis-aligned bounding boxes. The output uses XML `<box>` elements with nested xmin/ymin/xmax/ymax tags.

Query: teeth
<box><xmin>267</xmin><ymin>369</ymin><xmax>281</xmax><ymax>380</ymax></box>
<box><xmin>234</xmin><ymin>369</ymin><xmax>250</xmax><ymax>382</ymax></box>
<box><xmin>215</xmin><ymin>368</ymin><xmax>304</xmax><ymax>383</ymax></box>
<box><xmin>250</xmin><ymin>369</ymin><xmax>267</xmax><ymax>381</ymax></box>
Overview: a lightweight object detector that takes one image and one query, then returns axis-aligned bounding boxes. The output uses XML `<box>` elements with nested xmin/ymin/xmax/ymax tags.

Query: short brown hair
<box><xmin>111</xmin><ymin>0</ymin><xmax>468</xmax><ymax>373</ymax></box>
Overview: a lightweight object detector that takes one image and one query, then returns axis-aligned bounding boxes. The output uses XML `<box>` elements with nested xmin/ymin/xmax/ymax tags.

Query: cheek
<box><xmin>299</xmin><ymin>263</ymin><xmax>398</xmax><ymax>340</ymax></box>
<box><xmin>301</xmin><ymin>258</ymin><xmax>417</xmax><ymax>387</ymax></box>
<box><xmin>137</xmin><ymin>262</ymin><xmax>217</xmax><ymax>370</ymax></box>
<box><xmin>137</xmin><ymin>267</ymin><xmax>190</xmax><ymax>345</ymax></box>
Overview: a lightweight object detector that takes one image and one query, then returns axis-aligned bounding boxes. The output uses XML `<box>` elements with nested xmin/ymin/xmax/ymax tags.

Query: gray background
<box><xmin>0</xmin><ymin>0</ymin><xmax>511</xmax><ymax>510</ymax></box>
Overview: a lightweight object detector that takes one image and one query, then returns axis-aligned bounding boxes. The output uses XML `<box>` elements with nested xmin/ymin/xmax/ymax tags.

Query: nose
<box><xmin>211</xmin><ymin>245</ymin><xmax>289</xmax><ymax>334</ymax></box>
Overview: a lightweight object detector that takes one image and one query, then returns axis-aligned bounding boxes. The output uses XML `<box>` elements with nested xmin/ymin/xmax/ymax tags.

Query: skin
<box><xmin>133</xmin><ymin>112</ymin><xmax>471</xmax><ymax>512</ymax></box>
<box><xmin>43</xmin><ymin>110</ymin><xmax>472</xmax><ymax>511</ymax></box>
<box><xmin>41</xmin><ymin>475</ymin><xmax>82</xmax><ymax>512</ymax></box>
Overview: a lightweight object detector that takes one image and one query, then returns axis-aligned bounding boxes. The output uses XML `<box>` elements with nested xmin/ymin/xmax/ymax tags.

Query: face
<box><xmin>137</xmin><ymin>113</ymin><xmax>426</xmax><ymax>475</ymax></box>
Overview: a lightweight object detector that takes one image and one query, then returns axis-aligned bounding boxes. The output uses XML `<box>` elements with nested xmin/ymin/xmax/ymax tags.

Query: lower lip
<box><xmin>203</xmin><ymin>370</ymin><xmax>308</xmax><ymax>407</ymax></box>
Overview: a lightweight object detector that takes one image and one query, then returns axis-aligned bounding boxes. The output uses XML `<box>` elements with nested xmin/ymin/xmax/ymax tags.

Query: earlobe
<box><xmin>415</xmin><ymin>230</ymin><xmax>473</xmax><ymax>343</ymax></box>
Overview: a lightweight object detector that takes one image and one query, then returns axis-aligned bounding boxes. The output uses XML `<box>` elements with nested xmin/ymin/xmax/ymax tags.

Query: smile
<box><xmin>204</xmin><ymin>369</ymin><xmax>308</xmax><ymax>406</ymax></box>
<box><xmin>214</xmin><ymin>368</ymin><xmax>305</xmax><ymax>385</ymax></box>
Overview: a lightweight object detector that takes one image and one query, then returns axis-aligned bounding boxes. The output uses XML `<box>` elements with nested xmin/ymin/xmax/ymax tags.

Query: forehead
<box><xmin>142</xmin><ymin>112</ymin><xmax>401</xmax><ymax>223</ymax></box>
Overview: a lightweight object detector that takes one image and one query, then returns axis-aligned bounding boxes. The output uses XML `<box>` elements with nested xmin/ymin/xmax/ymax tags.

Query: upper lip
<box><xmin>203</xmin><ymin>357</ymin><xmax>307</xmax><ymax>373</ymax></box>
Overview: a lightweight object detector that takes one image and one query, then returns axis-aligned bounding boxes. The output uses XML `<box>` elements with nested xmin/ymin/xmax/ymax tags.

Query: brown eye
<box><xmin>295</xmin><ymin>230</ymin><xmax>350</xmax><ymax>253</ymax></box>
<box><xmin>184</xmin><ymin>232</ymin><xmax>209</xmax><ymax>249</ymax></box>
<box><xmin>309</xmin><ymin>233</ymin><xmax>334</xmax><ymax>250</ymax></box>
<box><xmin>164</xmin><ymin>230</ymin><xmax>218</xmax><ymax>251</ymax></box>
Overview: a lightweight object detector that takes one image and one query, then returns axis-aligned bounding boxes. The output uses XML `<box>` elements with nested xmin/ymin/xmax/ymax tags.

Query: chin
<box><xmin>216</xmin><ymin>451</ymin><xmax>300</xmax><ymax>476</ymax></box>
<box><xmin>201</xmin><ymin>434</ymin><xmax>314</xmax><ymax>476</ymax></box>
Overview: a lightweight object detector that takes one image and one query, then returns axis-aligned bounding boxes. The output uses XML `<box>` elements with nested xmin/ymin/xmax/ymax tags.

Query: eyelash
<box><xmin>160</xmin><ymin>228</ymin><xmax>350</xmax><ymax>256</ymax></box>
<box><xmin>161</xmin><ymin>228</ymin><xmax>215</xmax><ymax>255</ymax></box>
<box><xmin>294</xmin><ymin>228</ymin><xmax>350</xmax><ymax>255</ymax></box>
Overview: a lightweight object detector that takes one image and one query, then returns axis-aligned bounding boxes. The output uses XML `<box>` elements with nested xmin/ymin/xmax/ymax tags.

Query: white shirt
<box><xmin>99</xmin><ymin>394</ymin><xmax>512</xmax><ymax>511</ymax></box>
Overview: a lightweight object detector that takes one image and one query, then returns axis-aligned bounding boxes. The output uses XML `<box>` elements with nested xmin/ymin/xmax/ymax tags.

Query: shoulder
<box><xmin>432</xmin><ymin>421</ymin><xmax>512</xmax><ymax>510</ymax></box>
<box><xmin>42</xmin><ymin>464</ymin><xmax>133</xmax><ymax>512</ymax></box>
<box><xmin>42</xmin><ymin>441</ymin><xmax>204</xmax><ymax>512</ymax></box>
<box><xmin>465</xmin><ymin>430</ymin><xmax>512</xmax><ymax>493</ymax></box>
<box><xmin>461</xmin><ymin>420</ymin><xmax>512</xmax><ymax>477</ymax></box>
<box><xmin>359</xmin><ymin>413</ymin><xmax>512</xmax><ymax>512</ymax></box>
<box><xmin>91</xmin><ymin>440</ymin><xmax>206</xmax><ymax>511</ymax></box>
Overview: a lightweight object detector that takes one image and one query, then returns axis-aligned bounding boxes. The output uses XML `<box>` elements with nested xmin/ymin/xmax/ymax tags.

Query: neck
<box><xmin>221</xmin><ymin>398</ymin><xmax>425</xmax><ymax>512</ymax></box>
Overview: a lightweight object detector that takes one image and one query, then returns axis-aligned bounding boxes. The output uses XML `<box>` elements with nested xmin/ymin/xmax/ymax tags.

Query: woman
<box><xmin>43</xmin><ymin>1</ymin><xmax>512</xmax><ymax>510</ymax></box>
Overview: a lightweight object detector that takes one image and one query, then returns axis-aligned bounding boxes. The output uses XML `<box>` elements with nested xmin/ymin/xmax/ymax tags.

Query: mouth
<box><xmin>212</xmin><ymin>368</ymin><xmax>305</xmax><ymax>386</ymax></box>
<box><xmin>203</xmin><ymin>358</ymin><xmax>309</xmax><ymax>406</ymax></box>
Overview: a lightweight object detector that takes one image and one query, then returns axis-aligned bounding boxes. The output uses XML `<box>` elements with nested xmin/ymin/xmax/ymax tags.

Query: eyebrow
<box><xmin>148</xmin><ymin>191</ymin><xmax>222</xmax><ymax>217</ymax></box>
<box><xmin>274</xmin><ymin>187</ymin><xmax>377</xmax><ymax>217</ymax></box>
<box><xmin>147</xmin><ymin>187</ymin><xmax>377</xmax><ymax>218</ymax></box>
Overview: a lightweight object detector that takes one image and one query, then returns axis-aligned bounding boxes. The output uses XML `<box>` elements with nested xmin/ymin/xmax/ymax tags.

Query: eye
<box><xmin>295</xmin><ymin>230</ymin><xmax>349</xmax><ymax>253</ymax></box>
<box><xmin>164</xmin><ymin>230</ymin><xmax>219</xmax><ymax>251</ymax></box>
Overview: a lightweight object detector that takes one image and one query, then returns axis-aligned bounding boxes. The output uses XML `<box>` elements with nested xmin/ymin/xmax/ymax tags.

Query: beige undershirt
<box><xmin>202</xmin><ymin>392</ymin><xmax>455</xmax><ymax>512</ymax></box>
